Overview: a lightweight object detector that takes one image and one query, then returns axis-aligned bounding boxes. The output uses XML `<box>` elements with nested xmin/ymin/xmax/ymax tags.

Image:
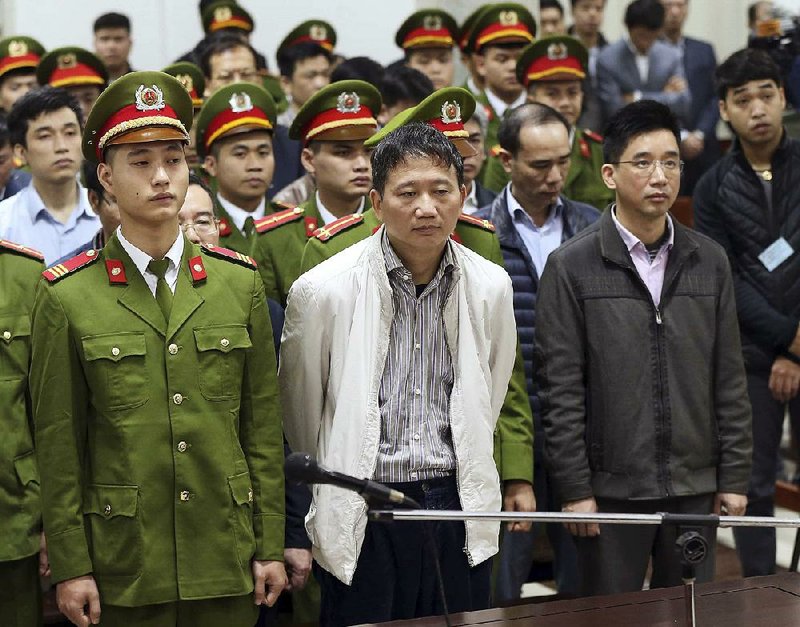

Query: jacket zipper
<box><xmin>652</xmin><ymin>303</ymin><xmax>670</xmax><ymax>497</ymax></box>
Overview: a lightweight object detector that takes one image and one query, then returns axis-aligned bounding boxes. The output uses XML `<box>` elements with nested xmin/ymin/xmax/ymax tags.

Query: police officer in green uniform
<box><xmin>194</xmin><ymin>81</ymin><xmax>289</xmax><ymax>255</ymax></box>
<box><xmin>249</xmin><ymin>80</ymin><xmax>381</xmax><ymax>306</ymax></box>
<box><xmin>0</xmin><ymin>36</ymin><xmax>46</xmax><ymax>115</ymax></box>
<box><xmin>29</xmin><ymin>71</ymin><xmax>286</xmax><ymax>627</ymax></box>
<box><xmin>468</xmin><ymin>3</ymin><xmax>537</xmax><ymax>194</ymax></box>
<box><xmin>299</xmin><ymin>87</ymin><xmax>536</xmax><ymax>515</ymax></box>
<box><xmin>395</xmin><ymin>9</ymin><xmax>459</xmax><ymax>90</ymax></box>
<box><xmin>517</xmin><ymin>36</ymin><xmax>613</xmax><ymax>210</ymax></box>
<box><xmin>0</xmin><ymin>240</ymin><xmax>46</xmax><ymax>627</ymax></box>
<box><xmin>36</xmin><ymin>47</ymin><xmax>108</xmax><ymax>121</ymax></box>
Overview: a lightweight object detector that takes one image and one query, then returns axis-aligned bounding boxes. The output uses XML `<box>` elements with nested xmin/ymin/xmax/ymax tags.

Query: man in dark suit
<box><xmin>662</xmin><ymin>0</ymin><xmax>721</xmax><ymax>195</ymax></box>
<box><xmin>595</xmin><ymin>0</ymin><xmax>690</xmax><ymax>129</ymax></box>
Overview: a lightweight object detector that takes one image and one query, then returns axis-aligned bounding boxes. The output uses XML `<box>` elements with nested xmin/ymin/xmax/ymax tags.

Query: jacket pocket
<box><xmin>81</xmin><ymin>333</ymin><xmax>149</xmax><ymax>411</ymax></box>
<box><xmin>194</xmin><ymin>325</ymin><xmax>251</xmax><ymax>401</ymax></box>
<box><xmin>83</xmin><ymin>484</ymin><xmax>142</xmax><ymax>578</ymax></box>
<box><xmin>0</xmin><ymin>313</ymin><xmax>31</xmax><ymax>378</ymax></box>
<box><xmin>228</xmin><ymin>471</ymin><xmax>256</xmax><ymax>568</ymax></box>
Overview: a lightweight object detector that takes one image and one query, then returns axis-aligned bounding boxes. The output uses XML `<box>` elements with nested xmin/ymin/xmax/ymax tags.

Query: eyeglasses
<box><xmin>612</xmin><ymin>159</ymin><xmax>684</xmax><ymax>177</ymax></box>
<box><xmin>180</xmin><ymin>218</ymin><xmax>219</xmax><ymax>236</ymax></box>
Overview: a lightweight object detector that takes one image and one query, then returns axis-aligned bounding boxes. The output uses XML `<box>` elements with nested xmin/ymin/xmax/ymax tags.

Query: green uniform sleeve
<box><xmin>300</xmin><ymin>237</ymin><xmax>327</xmax><ymax>274</ymax></box>
<box><xmin>29</xmin><ymin>281</ymin><xmax>93</xmax><ymax>584</ymax></box>
<box><xmin>494</xmin><ymin>345</ymin><xmax>534</xmax><ymax>483</ymax></box>
<box><xmin>240</xmin><ymin>272</ymin><xmax>285</xmax><ymax>561</ymax></box>
<box><xmin>251</xmin><ymin>237</ymin><xmax>281</xmax><ymax>305</ymax></box>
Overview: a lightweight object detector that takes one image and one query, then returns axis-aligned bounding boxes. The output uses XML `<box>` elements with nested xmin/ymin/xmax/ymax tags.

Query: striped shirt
<box><xmin>374</xmin><ymin>232</ymin><xmax>458</xmax><ymax>483</ymax></box>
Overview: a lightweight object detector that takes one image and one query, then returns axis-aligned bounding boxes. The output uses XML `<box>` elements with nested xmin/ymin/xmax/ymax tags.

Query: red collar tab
<box><xmin>580</xmin><ymin>137</ymin><xmax>590</xmax><ymax>158</ymax></box>
<box><xmin>105</xmin><ymin>258</ymin><xmax>128</xmax><ymax>284</ymax></box>
<box><xmin>218</xmin><ymin>217</ymin><xmax>233</xmax><ymax>237</ymax></box>
<box><xmin>188</xmin><ymin>255</ymin><xmax>207</xmax><ymax>283</ymax></box>
<box><xmin>450</xmin><ymin>232</ymin><xmax>463</xmax><ymax>244</ymax></box>
<box><xmin>304</xmin><ymin>216</ymin><xmax>319</xmax><ymax>237</ymax></box>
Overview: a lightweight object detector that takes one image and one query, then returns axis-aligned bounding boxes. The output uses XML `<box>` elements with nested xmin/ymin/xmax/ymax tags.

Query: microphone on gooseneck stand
<box><xmin>284</xmin><ymin>452</ymin><xmax>422</xmax><ymax>509</ymax></box>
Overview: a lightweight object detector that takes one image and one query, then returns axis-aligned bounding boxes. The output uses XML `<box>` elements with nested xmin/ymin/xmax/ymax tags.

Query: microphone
<box><xmin>285</xmin><ymin>452</ymin><xmax>421</xmax><ymax>509</ymax></box>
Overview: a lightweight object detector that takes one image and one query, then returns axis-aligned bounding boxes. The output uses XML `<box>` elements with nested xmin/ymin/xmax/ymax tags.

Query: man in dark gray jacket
<box><xmin>535</xmin><ymin>100</ymin><xmax>752</xmax><ymax>596</ymax></box>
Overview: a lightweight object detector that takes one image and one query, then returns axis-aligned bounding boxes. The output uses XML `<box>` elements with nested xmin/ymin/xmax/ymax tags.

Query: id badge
<box><xmin>758</xmin><ymin>237</ymin><xmax>795</xmax><ymax>272</ymax></box>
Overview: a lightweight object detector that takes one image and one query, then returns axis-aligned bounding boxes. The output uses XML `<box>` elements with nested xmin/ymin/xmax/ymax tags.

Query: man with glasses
<box><xmin>535</xmin><ymin>99</ymin><xmax>752</xmax><ymax>596</ymax></box>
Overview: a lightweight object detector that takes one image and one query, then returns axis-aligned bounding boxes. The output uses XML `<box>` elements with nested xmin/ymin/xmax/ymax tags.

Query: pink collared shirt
<box><xmin>611</xmin><ymin>206</ymin><xmax>674</xmax><ymax>307</ymax></box>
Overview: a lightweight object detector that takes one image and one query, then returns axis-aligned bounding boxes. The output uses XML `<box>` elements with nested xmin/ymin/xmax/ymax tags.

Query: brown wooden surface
<box><xmin>776</xmin><ymin>480</ymin><xmax>800</xmax><ymax>512</ymax></box>
<box><xmin>671</xmin><ymin>195</ymin><xmax>694</xmax><ymax>228</ymax></box>
<box><xmin>357</xmin><ymin>573</ymin><xmax>800</xmax><ymax>626</ymax></box>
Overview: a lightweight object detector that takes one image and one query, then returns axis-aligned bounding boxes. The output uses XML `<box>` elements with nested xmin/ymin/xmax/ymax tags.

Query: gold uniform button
<box><xmin>86</xmin><ymin>249</ymin><xmax>96</xmax><ymax>257</ymax></box>
<box><xmin>173</xmin><ymin>393</ymin><xmax>184</xmax><ymax>405</ymax></box>
<box><xmin>220</xmin><ymin>338</ymin><xmax>230</xmax><ymax>348</ymax></box>
<box><xmin>111</xmin><ymin>347</ymin><xmax>120</xmax><ymax>357</ymax></box>
<box><xmin>180</xmin><ymin>490</ymin><xmax>190</xmax><ymax>501</ymax></box>
<box><xmin>104</xmin><ymin>504</ymin><xmax>112</xmax><ymax>516</ymax></box>
<box><xmin>2</xmin><ymin>331</ymin><xmax>10</xmax><ymax>340</ymax></box>
<box><xmin>177</xmin><ymin>441</ymin><xmax>187</xmax><ymax>452</ymax></box>
<box><xmin>168</xmin><ymin>343</ymin><xmax>179</xmax><ymax>355</ymax></box>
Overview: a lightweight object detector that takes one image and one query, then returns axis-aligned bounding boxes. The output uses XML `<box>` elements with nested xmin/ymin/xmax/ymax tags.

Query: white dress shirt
<box><xmin>117</xmin><ymin>227</ymin><xmax>184</xmax><ymax>296</ymax></box>
<box><xmin>216</xmin><ymin>194</ymin><xmax>266</xmax><ymax>232</ymax></box>
<box><xmin>484</xmin><ymin>88</ymin><xmax>526</xmax><ymax>119</ymax></box>
<box><xmin>316</xmin><ymin>192</ymin><xmax>365</xmax><ymax>226</ymax></box>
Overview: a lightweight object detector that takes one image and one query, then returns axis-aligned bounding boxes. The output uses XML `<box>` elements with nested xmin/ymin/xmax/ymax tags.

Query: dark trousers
<box><xmin>315</xmin><ymin>476</ymin><xmax>492</xmax><ymax>627</ymax></box>
<box><xmin>574</xmin><ymin>494</ymin><xmax>716</xmax><ymax>597</ymax></box>
<box><xmin>0</xmin><ymin>555</ymin><xmax>41</xmax><ymax>627</ymax></box>
<box><xmin>495</xmin><ymin>461</ymin><xmax>579</xmax><ymax>601</ymax></box>
<box><xmin>734</xmin><ymin>371</ymin><xmax>800</xmax><ymax>576</ymax></box>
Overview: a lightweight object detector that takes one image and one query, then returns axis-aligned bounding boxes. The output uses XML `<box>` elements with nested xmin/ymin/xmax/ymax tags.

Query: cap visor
<box><xmin>452</xmin><ymin>136</ymin><xmax>476</xmax><ymax>158</ymax></box>
<box><xmin>107</xmin><ymin>126</ymin><xmax>189</xmax><ymax>148</ymax></box>
<box><xmin>313</xmin><ymin>125</ymin><xmax>376</xmax><ymax>142</ymax></box>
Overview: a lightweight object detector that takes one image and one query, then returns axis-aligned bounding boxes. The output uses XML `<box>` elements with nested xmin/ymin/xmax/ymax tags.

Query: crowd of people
<box><xmin>0</xmin><ymin>0</ymin><xmax>797</xmax><ymax>626</ymax></box>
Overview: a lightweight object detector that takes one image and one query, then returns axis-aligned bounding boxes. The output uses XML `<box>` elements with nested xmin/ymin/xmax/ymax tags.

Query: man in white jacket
<box><xmin>280</xmin><ymin>122</ymin><xmax>518</xmax><ymax>626</ymax></box>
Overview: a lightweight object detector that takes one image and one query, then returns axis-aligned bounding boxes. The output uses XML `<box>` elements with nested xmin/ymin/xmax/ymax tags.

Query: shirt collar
<box><xmin>463</xmin><ymin>181</ymin><xmax>479</xmax><ymax>212</ymax></box>
<box><xmin>316</xmin><ymin>191</ymin><xmax>365</xmax><ymax>226</ymax></box>
<box><xmin>26</xmin><ymin>183</ymin><xmax>94</xmax><ymax>221</ymax></box>
<box><xmin>611</xmin><ymin>204</ymin><xmax>674</xmax><ymax>253</ymax></box>
<box><xmin>216</xmin><ymin>193</ymin><xmax>266</xmax><ymax>232</ymax></box>
<box><xmin>484</xmin><ymin>88</ymin><xmax>526</xmax><ymax>118</ymax></box>
<box><xmin>380</xmin><ymin>229</ymin><xmax>456</xmax><ymax>279</ymax></box>
<box><xmin>117</xmin><ymin>226</ymin><xmax>184</xmax><ymax>278</ymax></box>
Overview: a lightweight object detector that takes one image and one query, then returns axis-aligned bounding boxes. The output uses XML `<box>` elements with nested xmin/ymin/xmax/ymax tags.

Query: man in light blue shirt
<box><xmin>0</xmin><ymin>86</ymin><xmax>98</xmax><ymax>264</ymax></box>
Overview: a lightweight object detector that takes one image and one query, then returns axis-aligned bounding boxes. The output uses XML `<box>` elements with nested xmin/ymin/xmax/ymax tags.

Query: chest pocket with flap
<box><xmin>0</xmin><ymin>313</ymin><xmax>31</xmax><ymax>379</ymax></box>
<box><xmin>81</xmin><ymin>332</ymin><xmax>149</xmax><ymax>411</ymax></box>
<box><xmin>194</xmin><ymin>324</ymin><xmax>251</xmax><ymax>400</ymax></box>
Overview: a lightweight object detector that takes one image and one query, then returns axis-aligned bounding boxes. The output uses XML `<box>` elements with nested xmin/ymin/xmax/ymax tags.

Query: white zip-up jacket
<box><xmin>279</xmin><ymin>228</ymin><xmax>517</xmax><ymax>584</ymax></box>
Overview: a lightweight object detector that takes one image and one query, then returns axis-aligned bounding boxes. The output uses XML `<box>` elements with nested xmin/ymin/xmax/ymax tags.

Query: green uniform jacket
<box><xmin>564</xmin><ymin>128</ymin><xmax>614</xmax><ymax>211</ymax></box>
<box><xmin>216</xmin><ymin>202</ymin><xmax>254</xmax><ymax>256</ymax></box>
<box><xmin>300</xmin><ymin>210</ymin><xmax>534</xmax><ymax>484</ymax></box>
<box><xmin>476</xmin><ymin>92</ymin><xmax>511</xmax><ymax>194</ymax></box>
<box><xmin>0</xmin><ymin>243</ymin><xmax>44</xmax><ymax>562</ymax></box>
<box><xmin>29</xmin><ymin>234</ymin><xmax>285</xmax><ymax>607</ymax></box>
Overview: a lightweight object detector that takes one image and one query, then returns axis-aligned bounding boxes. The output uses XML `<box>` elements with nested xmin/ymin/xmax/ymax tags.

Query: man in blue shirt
<box><xmin>0</xmin><ymin>86</ymin><xmax>98</xmax><ymax>265</ymax></box>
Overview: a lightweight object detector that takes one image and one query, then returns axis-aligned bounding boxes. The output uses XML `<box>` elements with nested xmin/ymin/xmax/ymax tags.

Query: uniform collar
<box><xmin>216</xmin><ymin>193</ymin><xmax>266</xmax><ymax>232</ymax></box>
<box><xmin>315</xmin><ymin>191</ymin><xmax>365</xmax><ymax>226</ymax></box>
<box><xmin>116</xmin><ymin>225</ymin><xmax>184</xmax><ymax>280</ymax></box>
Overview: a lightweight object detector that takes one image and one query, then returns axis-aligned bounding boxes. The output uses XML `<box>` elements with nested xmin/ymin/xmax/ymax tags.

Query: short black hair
<box><xmin>715</xmin><ymin>48</ymin><xmax>783</xmax><ymax>100</ymax></box>
<box><xmin>199</xmin><ymin>33</ymin><xmax>257</xmax><ymax>78</ymax></box>
<box><xmin>277</xmin><ymin>42</ymin><xmax>332</xmax><ymax>79</ymax></box>
<box><xmin>498</xmin><ymin>103</ymin><xmax>571</xmax><ymax>156</ymax></box>
<box><xmin>330</xmin><ymin>56</ymin><xmax>385</xmax><ymax>87</ymax></box>
<box><xmin>624</xmin><ymin>0</ymin><xmax>665</xmax><ymax>30</ymax></box>
<box><xmin>602</xmin><ymin>100</ymin><xmax>681</xmax><ymax>163</ymax></box>
<box><xmin>380</xmin><ymin>65</ymin><xmax>434</xmax><ymax>109</ymax></box>
<box><xmin>188</xmin><ymin>171</ymin><xmax>218</xmax><ymax>217</ymax></box>
<box><xmin>541</xmin><ymin>0</ymin><xmax>565</xmax><ymax>16</ymax></box>
<box><xmin>93</xmin><ymin>12</ymin><xmax>131</xmax><ymax>33</ymax></box>
<box><xmin>81</xmin><ymin>158</ymin><xmax>104</xmax><ymax>197</ymax></box>
<box><xmin>371</xmin><ymin>122</ymin><xmax>463</xmax><ymax>195</ymax></box>
<box><xmin>570</xmin><ymin>0</ymin><xmax>606</xmax><ymax>7</ymax></box>
<box><xmin>8</xmin><ymin>86</ymin><xmax>83</xmax><ymax>148</ymax></box>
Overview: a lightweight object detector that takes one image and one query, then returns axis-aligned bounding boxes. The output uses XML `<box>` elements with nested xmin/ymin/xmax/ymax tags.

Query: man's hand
<box><xmin>681</xmin><ymin>133</ymin><xmax>704</xmax><ymax>160</ymax></box>
<box><xmin>38</xmin><ymin>532</ymin><xmax>50</xmax><ymax>578</ymax></box>
<box><xmin>768</xmin><ymin>356</ymin><xmax>800</xmax><ymax>402</ymax></box>
<box><xmin>56</xmin><ymin>575</ymin><xmax>101</xmax><ymax>627</ymax></box>
<box><xmin>283</xmin><ymin>548</ymin><xmax>312</xmax><ymax>592</ymax></box>
<box><xmin>503</xmin><ymin>480</ymin><xmax>536</xmax><ymax>532</ymax></box>
<box><xmin>715</xmin><ymin>492</ymin><xmax>747</xmax><ymax>517</ymax></box>
<box><xmin>665</xmin><ymin>75</ymin><xmax>688</xmax><ymax>93</ymax></box>
<box><xmin>252</xmin><ymin>559</ymin><xmax>287</xmax><ymax>607</ymax></box>
<box><xmin>562</xmin><ymin>497</ymin><xmax>600</xmax><ymax>537</ymax></box>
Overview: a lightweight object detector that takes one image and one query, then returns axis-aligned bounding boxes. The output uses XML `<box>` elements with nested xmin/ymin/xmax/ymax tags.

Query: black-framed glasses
<box><xmin>611</xmin><ymin>159</ymin><xmax>684</xmax><ymax>177</ymax></box>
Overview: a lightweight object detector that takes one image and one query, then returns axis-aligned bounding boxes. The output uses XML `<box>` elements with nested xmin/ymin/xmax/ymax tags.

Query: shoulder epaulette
<box><xmin>270</xmin><ymin>200</ymin><xmax>297</xmax><ymax>213</ymax></box>
<box><xmin>314</xmin><ymin>213</ymin><xmax>364</xmax><ymax>242</ymax></box>
<box><xmin>458</xmin><ymin>214</ymin><xmax>496</xmax><ymax>232</ymax></box>
<box><xmin>489</xmin><ymin>144</ymin><xmax>503</xmax><ymax>158</ymax></box>
<box><xmin>0</xmin><ymin>239</ymin><xmax>44</xmax><ymax>262</ymax></box>
<box><xmin>253</xmin><ymin>206</ymin><xmax>305</xmax><ymax>234</ymax></box>
<box><xmin>201</xmin><ymin>244</ymin><xmax>258</xmax><ymax>269</ymax></box>
<box><xmin>42</xmin><ymin>249</ymin><xmax>100</xmax><ymax>283</ymax></box>
<box><xmin>584</xmin><ymin>129</ymin><xmax>603</xmax><ymax>143</ymax></box>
